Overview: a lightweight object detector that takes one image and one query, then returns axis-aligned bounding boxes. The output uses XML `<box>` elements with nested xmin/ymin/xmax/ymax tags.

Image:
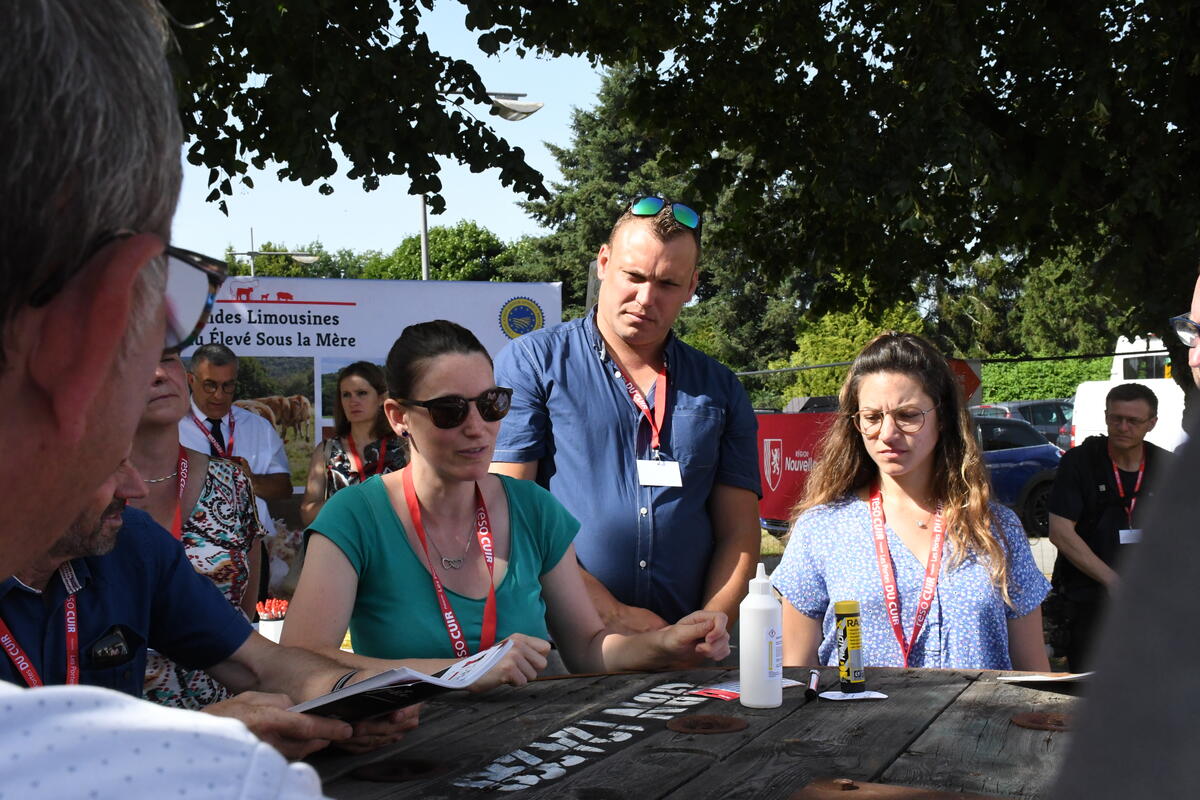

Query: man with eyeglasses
<box><xmin>491</xmin><ymin>198</ymin><xmax>762</xmax><ymax>636</ymax></box>
<box><xmin>1045</xmin><ymin>383</ymin><xmax>1166</xmax><ymax>671</ymax></box>
<box><xmin>1168</xmin><ymin>271</ymin><xmax>1200</xmax><ymax>390</ymax></box>
<box><xmin>0</xmin><ymin>2</ymin><xmax>343</xmax><ymax>795</ymax></box>
<box><xmin>180</xmin><ymin>343</ymin><xmax>291</xmax><ymax>542</ymax></box>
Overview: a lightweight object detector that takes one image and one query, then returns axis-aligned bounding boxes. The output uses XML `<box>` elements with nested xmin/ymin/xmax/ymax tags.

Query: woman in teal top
<box><xmin>283</xmin><ymin>320</ymin><xmax>730</xmax><ymax>692</ymax></box>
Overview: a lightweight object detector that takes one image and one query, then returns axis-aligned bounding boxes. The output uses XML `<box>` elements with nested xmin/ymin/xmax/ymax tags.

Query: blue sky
<box><xmin>170</xmin><ymin>5</ymin><xmax>604</xmax><ymax>260</ymax></box>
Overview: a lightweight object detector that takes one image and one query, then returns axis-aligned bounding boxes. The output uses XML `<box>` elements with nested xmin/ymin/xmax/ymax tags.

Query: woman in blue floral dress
<box><xmin>772</xmin><ymin>333</ymin><xmax>1050</xmax><ymax>670</ymax></box>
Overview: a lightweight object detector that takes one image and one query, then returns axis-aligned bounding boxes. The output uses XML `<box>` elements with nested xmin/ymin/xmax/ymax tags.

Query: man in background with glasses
<box><xmin>491</xmin><ymin>198</ymin><xmax>762</xmax><ymax>636</ymax></box>
<box><xmin>1045</xmin><ymin>383</ymin><xmax>1166</xmax><ymax>671</ymax></box>
<box><xmin>0</xmin><ymin>2</ymin><xmax>350</xmax><ymax>795</ymax></box>
<box><xmin>181</xmin><ymin>343</ymin><xmax>292</xmax><ymax>543</ymax></box>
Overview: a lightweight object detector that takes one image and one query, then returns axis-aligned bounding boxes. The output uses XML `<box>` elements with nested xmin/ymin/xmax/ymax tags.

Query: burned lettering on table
<box><xmin>452</xmin><ymin>683</ymin><xmax>708</xmax><ymax>792</ymax></box>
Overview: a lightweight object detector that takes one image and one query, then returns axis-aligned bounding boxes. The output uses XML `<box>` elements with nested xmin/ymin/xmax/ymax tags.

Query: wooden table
<box><xmin>315</xmin><ymin>666</ymin><xmax>1076</xmax><ymax>799</ymax></box>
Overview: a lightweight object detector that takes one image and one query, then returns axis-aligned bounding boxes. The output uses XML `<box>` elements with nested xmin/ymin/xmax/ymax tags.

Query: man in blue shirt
<box><xmin>491</xmin><ymin>198</ymin><xmax>762</xmax><ymax>631</ymax></box>
<box><xmin>0</xmin><ymin>456</ymin><xmax>418</xmax><ymax>757</ymax></box>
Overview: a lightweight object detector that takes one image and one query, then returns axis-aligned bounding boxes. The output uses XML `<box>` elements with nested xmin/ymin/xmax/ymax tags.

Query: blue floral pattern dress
<box><xmin>770</xmin><ymin>496</ymin><xmax>1049</xmax><ymax>669</ymax></box>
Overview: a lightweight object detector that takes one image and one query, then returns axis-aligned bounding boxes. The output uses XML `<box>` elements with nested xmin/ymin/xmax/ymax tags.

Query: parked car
<box><xmin>971</xmin><ymin>399</ymin><xmax>1073</xmax><ymax>448</ymax></box>
<box><xmin>973</xmin><ymin>415</ymin><xmax>1062</xmax><ymax>537</ymax></box>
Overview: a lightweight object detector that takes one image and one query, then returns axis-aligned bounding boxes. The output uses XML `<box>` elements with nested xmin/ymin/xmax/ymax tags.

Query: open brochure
<box><xmin>289</xmin><ymin>639</ymin><xmax>513</xmax><ymax>722</ymax></box>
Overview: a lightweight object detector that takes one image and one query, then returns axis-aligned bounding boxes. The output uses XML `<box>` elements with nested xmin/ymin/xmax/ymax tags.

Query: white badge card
<box><xmin>1119</xmin><ymin>528</ymin><xmax>1142</xmax><ymax>544</ymax></box>
<box><xmin>637</xmin><ymin>459</ymin><xmax>683</xmax><ymax>487</ymax></box>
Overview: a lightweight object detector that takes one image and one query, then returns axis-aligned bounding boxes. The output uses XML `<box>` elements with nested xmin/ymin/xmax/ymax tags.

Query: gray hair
<box><xmin>190</xmin><ymin>343</ymin><xmax>239</xmax><ymax>370</ymax></box>
<box><xmin>1</xmin><ymin>0</ymin><xmax>182</xmax><ymax>358</ymax></box>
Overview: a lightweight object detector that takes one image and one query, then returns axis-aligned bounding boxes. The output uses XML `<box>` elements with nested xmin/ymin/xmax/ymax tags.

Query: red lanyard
<box><xmin>401</xmin><ymin>467</ymin><xmax>496</xmax><ymax>658</ymax></box>
<box><xmin>0</xmin><ymin>566</ymin><xmax>80</xmax><ymax>687</ymax></box>
<box><xmin>614</xmin><ymin>363</ymin><xmax>668</xmax><ymax>451</ymax></box>
<box><xmin>1108</xmin><ymin>448</ymin><xmax>1146</xmax><ymax>528</ymax></box>
<box><xmin>189</xmin><ymin>411</ymin><xmax>236</xmax><ymax>458</ymax></box>
<box><xmin>347</xmin><ymin>435</ymin><xmax>389</xmax><ymax>480</ymax></box>
<box><xmin>170</xmin><ymin>445</ymin><xmax>189</xmax><ymax>540</ymax></box>
<box><xmin>869</xmin><ymin>485</ymin><xmax>946</xmax><ymax>667</ymax></box>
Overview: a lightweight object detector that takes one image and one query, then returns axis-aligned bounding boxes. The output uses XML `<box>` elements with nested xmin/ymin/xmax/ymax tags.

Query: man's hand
<box><xmin>467</xmin><ymin>633</ymin><xmax>552</xmax><ymax>693</ymax></box>
<box><xmin>610</xmin><ymin>602</ymin><xmax>670</xmax><ymax>635</ymax></box>
<box><xmin>657</xmin><ymin>610</ymin><xmax>730</xmax><ymax>667</ymax></box>
<box><xmin>577</xmin><ymin>564</ymin><xmax>669</xmax><ymax>634</ymax></box>
<box><xmin>337</xmin><ymin>705</ymin><xmax>423</xmax><ymax>754</ymax></box>
<box><xmin>203</xmin><ymin>691</ymin><xmax>352</xmax><ymax>759</ymax></box>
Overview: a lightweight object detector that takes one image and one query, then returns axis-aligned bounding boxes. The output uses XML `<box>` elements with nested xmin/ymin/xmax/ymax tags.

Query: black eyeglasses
<box><xmin>399</xmin><ymin>387</ymin><xmax>513</xmax><ymax>429</ymax></box>
<box><xmin>29</xmin><ymin>233</ymin><xmax>227</xmax><ymax>355</ymax></box>
<box><xmin>629</xmin><ymin>196</ymin><xmax>702</xmax><ymax>234</ymax></box>
<box><xmin>1169</xmin><ymin>314</ymin><xmax>1200</xmax><ymax>348</ymax></box>
<box><xmin>162</xmin><ymin>245</ymin><xmax>227</xmax><ymax>354</ymax></box>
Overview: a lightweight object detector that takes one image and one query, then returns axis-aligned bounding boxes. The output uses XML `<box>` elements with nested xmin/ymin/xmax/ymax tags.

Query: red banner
<box><xmin>756</xmin><ymin>413</ymin><xmax>836</xmax><ymax>528</ymax></box>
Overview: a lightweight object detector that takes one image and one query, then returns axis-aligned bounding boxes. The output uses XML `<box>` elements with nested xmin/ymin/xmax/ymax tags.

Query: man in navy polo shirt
<box><xmin>491</xmin><ymin>198</ymin><xmax>762</xmax><ymax>632</ymax></box>
<box><xmin>0</xmin><ymin>456</ymin><xmax>418</xmax><ymax>758</ymax></box>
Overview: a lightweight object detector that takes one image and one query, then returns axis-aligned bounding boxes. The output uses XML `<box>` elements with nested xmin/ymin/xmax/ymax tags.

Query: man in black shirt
<box><xmin>1047</xmin><ymin>382</ymin><xmax>1166</xmax><ymax>671</ymax></box>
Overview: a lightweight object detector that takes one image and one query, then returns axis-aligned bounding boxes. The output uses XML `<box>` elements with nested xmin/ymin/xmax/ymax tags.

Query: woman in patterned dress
<box><xmin>299</xmin><ymin>361</ymin><xmax>407</xmax><ymax>527</ymax></box>
<box><xmin>130</xmin><ymin>352</ymin><xmax>266</xmax><ymax>709</ymax></box>
<box><xmin>771</xmin><ymin>332</ymin><xmax>1051</xmax><ymax>671</ymax></box>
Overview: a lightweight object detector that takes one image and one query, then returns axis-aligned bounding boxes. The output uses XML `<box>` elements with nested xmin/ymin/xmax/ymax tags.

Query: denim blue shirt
<box><xmin>0</xmin><ymin>508</ymin><xmax>251</xmax><ymax>695</ymax></box>
<box><xmin>493</xmin><ymin>309</ymin><xmax>761</xmax><ymax>622</ymax></box>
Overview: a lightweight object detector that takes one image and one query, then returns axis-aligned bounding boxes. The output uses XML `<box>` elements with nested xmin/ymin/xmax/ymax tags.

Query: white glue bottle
<box><xmin>739</xmin><ymin>562</ymin><xmax>783</xmax><ymax>708</ymax></box>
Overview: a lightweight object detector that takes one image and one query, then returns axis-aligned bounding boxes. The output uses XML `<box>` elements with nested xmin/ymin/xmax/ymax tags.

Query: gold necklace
<box><xmin>143</xmin><ymin>470</ymin><xmax>178</xmax><ymax>484</ymax></box>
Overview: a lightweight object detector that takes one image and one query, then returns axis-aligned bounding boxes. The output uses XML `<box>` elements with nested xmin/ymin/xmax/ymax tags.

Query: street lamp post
<box><xmin>230</xmin><ymin>228</ymin><xmax>319</xmax><ymax>277</ymax></box>
<box><xmin>420</xmin><ymin>92</ymin><xmax>544</xmax><ymax>280</ymax></box>
<box><xmin>230</xmin><ymin>251</ymin><xmax>319</xmax><ymax>277</ymax></box>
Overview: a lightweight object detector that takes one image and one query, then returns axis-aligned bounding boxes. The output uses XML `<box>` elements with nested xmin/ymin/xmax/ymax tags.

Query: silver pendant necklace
<box><xmin>428</xmin><ymin>530</ymin><xmax>471</xmax><ymax>569</ymax></box>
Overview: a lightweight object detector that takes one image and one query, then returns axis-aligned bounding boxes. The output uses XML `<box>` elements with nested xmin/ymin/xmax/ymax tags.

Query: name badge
<box><xmin>637</xmin><ymin>459</ymin><xmax>682</xmax><ymax>487</ymax></box>
<box><xmin>1119</xmin><ymin>528</ymin><xmax>1142</xmax><ymax>544</ymax></box>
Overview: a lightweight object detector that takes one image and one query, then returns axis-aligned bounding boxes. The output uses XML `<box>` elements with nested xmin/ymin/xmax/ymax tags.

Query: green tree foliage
<box><xmin>171</xmin><ymin>2</ymin><xmax>1200</xmax><ymax>351</ymax></box>
<box><xmin>360</xmin><ymin>221</ymin><xmax>509</xmax><ymax>281</ymax></box>
<box><xmin>1015</xmin><ymin>248</ymin><xmax>1136</xmax><ymax>356</ymax></box>
<box><xmin>982</xmin><ymin>358</ymin><xmax>1111</xmax><ymax>402</ymax></box>
<box><xmin>518</xmin><ymin>67</ymin><xmax>806</xmax><ymax>387</ymax></box>
<box><xmin>770</xmin><ymin>302</ymin><xmax>926</xmax><ymax>402</ymax></box>
<box><xmin>474</xmin><ymin>1</ymin><xmax>1200</xmax><ymax>338</ymax></box>
<box><xmin>235</xmin><ymin>356</ymin><xmax>279</xmax><ymax>399</ymax></box>
<box><xmin>166</xmin><ymin>0</ymin><xmax>547</xmax><ymax>214</ymax></box>
<box><xmin>517</xmin><ymin>65</ymin><xmax>683</xmax><ymax>317</ymax></box>
<box><xmin>921</xmin><ymin>255</ymin><xmax>1024</xmax><ymax>358</ymax></box>
<box><xmin>923</xmin><ymin>249</ymin><xmax>1137</xmax><ymax>358</ymax></box>
<box><xmin>226</xmin><ymin>241</ymin><xmax>366</xmax><ymax>279</ymax></box>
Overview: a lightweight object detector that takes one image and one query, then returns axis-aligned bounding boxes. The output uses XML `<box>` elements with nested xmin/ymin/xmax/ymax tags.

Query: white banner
<box><xmin>187</xmin><ymin>276</ymin><xmax>560</xmax><ymax>359</ymax></box>
<box><xmin>181</xmin><ymin>276</ymin><xmax>561</xmax><ymax>461</ymax></box>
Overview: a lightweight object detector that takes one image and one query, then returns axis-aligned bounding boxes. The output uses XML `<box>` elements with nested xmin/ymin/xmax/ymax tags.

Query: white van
<box><xmin>1070</xmin><ymin>378</ymin><xmax>1185</xmax><ymax>451</ymax></box>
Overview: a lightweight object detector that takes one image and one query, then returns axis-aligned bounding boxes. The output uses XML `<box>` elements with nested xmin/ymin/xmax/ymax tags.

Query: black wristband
<box><xmin>331</xmin><ymin>669</ymin><xmax>359</xmax><ymax>692</ymax></box>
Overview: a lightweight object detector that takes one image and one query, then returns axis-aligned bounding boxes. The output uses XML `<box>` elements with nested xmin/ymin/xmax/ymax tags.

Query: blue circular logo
<box><xmin>499</xmin><ymin>297</ymin><xmax>544</xmax><ymax>339</ymax></box>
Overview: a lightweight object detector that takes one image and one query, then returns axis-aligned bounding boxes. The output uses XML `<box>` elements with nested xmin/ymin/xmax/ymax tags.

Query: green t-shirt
<box><xmin>310</xmin><ymin>474</ymin><xmax>579</xmax><ymax>659</ymax></box>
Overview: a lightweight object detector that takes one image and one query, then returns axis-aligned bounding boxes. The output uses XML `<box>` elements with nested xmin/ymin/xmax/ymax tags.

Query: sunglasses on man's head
<box><xmin>628</xmin><ymin>196</ymin><xmax>702</xmax><ymax>233</ymax></box>
<box><xmin>399</xmin><ymin>387</ymin><xmax>513</xmax><ymax>429</ymax></box>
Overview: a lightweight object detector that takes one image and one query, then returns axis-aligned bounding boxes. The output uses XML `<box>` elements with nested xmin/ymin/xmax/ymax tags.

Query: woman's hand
<box><xmin>656</xmin><ymin>610</ymin><xmax>730</xmax><ymax>667</ymax></box>
<box><xmin>467</xmin><ymin>634</ymin><xmax>551</xmax><ymax>693</ymax></box>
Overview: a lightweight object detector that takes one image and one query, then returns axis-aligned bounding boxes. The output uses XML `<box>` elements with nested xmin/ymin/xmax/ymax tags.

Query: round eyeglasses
<box><xmin>851</xmin><ymin>405</ymin><xmax>938</xmax><ymax>436</ymax></box>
